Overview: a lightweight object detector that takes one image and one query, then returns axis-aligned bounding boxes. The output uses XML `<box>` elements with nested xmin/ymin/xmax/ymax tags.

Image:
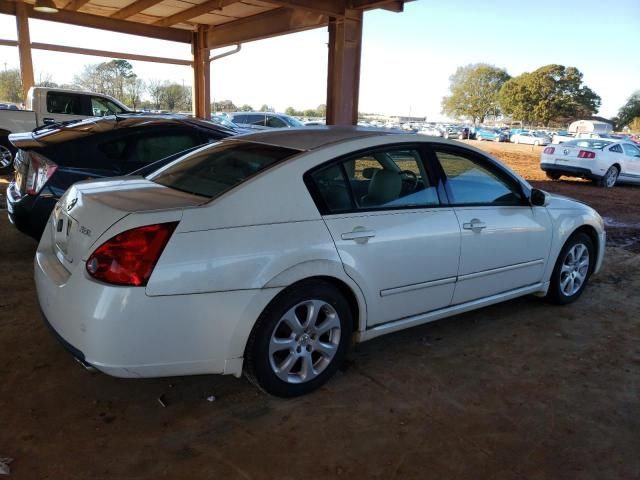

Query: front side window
<box><xmin>91</xmin><ymin>97</ymin><xmax>126</xmax><ymax>116</ymax></box>
<box><xmin>622</xmin><ymin>143</ymin><xmax>640</xmax><ymax>157</ymax></box>
<box><xmin>266</xmin><ymin>116</ymin><xmax>287</xmax><ymax>128</ymax></box>
<box><xmin>435</xmin><ymin>149</ymin><xmax>523</xmax><ymax>206</ymax></box>
<box><xmin>46</xmin><ymin>92</ymin><xmax>88</xmax><ymax>115</ymax></box>
<box><xmin>308</xmin><ymin>148</ymin><xmax>439</xmax><ymax>214</ymax></box>
<box><xmin>149</xmin><ymin>142</ymin><xmax>299</xmax><ymax>198</ymax></box>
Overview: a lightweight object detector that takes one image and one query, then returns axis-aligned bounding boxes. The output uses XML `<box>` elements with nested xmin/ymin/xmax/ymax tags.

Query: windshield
<box><xmin>211</xmin><ymin>116</ymin><xmax>238</xmax><ymax>129</ymax></box>
<box><xmin>564</xmin><ymin>139</ymin><xmax>612</xmax><ymax>150</ymax></box>
<box><xmin>282</xmin><ymin>115</ymin><xmax>305</xmax><ymax>127</ymax></box>
<box><xmin>148</xmin><ymin>141</ymin><xmax>300</xmax><ymax>198</ymax></box>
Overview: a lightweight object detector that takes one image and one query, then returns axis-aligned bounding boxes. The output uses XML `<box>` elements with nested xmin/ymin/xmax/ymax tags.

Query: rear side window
<box><xmin>149</xmin><ymin>142</ymin><xmax>299</xmax><ymax>198</ymax></box>
<box><xmin>46</xmin><ymin>92</ymin><xmax>89</xmax><ymax>115</ymax></box>
<box><xmin>609</xmin><ymin>144</ymin><xmax>623</xmax><ymax>153</ymax></box>
<box><xmin>97</xmin><ymin>127</ymin><xmax>202</xmax><ymax>165</ymax></box>
<box><xmin>307</xmin><ymin>147</ymin><xmax>439</xmax><ymax>214</ymax></box>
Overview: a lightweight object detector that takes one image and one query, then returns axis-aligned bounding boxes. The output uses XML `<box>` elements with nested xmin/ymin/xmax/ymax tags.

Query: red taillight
<box><xmin>577</xmin><ymin>150</ymin><xmax>596</xmax><ymax>159</ymax></box>
<box><xmin>543</xmin><ymin>147</ymin><xmax>555</xmax><ymax>154</ymax></box>
<box><xmin>86</xmin><ymin>222</ymin><xmax>178</xmax><ymax>286</ymax></box>
<box><xmin>25</xmin><ymin>152</ymin><xmax>58</xmax><ymax>195</ymax></box>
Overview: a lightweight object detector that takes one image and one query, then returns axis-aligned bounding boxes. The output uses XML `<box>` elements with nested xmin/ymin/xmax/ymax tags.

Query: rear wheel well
<box><xmin>295</xmin><ymin>276</ymin><xmax>360</xmax><ymax>334</ymax></box>
<box><xmin>265</xmin><ymin>276</ymin><xmax>360</xmax><ymax>335</ymax></box>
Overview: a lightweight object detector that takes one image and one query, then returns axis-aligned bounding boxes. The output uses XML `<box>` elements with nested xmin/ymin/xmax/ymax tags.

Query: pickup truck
<box><xmin>1</xmin><ymin>87</ymin><xmax>130</xmax><ymax>171</ymax></box>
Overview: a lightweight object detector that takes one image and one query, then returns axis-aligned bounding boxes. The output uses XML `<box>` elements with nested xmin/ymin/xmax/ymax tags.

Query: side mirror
<box><xmin>530</xmin><ymin>188</ymin><xmax>548</xmax><ymax>207</ymax></box>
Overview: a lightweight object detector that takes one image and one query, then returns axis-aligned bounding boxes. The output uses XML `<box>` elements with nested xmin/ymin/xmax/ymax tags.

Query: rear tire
<box><xmin>546</xmin><ymin>232</ymin><xmax>594</xmax><ymax>305</ymax></box>
<box><xmin>600</xmin><ymin>165</ymin><xmax>619</xmax><ymax>188</ymax></box>
<box><xmin>244</xmin><ymin>280</ymin><xmax>352</xmax><ymax>397</ymax></box>
<box><xmin>546</xmin><ymin>172</ymin><xmax>561</xmax><ymax>180</ymax></box>
<box><xmin>0</xmin><ymin>137</ymin><xmax>15</xmax><ymax>174</ymax></box>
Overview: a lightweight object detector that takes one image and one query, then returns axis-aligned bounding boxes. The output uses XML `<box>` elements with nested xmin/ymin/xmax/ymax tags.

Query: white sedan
<box><xmin>35</xmin><ymin>128</ymin><xmax>606</xmax><ymax>397</ymax></box>
<box><xmin>540</xmin><ymin>139</ymin><xmax>640</xmax><ymax>187</ymax></box>
<box><xmin>511</xmin><ymin>131</ymin><xmax>552</xmax><ymax>146</ymax></box>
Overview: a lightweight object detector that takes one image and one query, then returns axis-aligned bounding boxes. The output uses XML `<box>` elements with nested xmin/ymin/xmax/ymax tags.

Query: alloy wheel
<box><xmin>0</xmin><ymin>145</ymin><xmax>12</xmax><ymax>168</ymax></box>
<box><xmin>268</xmin><ymin>299</ymin><xmax>341</xmax><ymax>384</ymax></box>
<box><xmin>559</xmin><ymin>243</ymin><xmax>590</xmax><ymax>297</ymax></box>
<box><xmin>604</xmin><ymin>167</ymin><xmax>618</xmax><ymax>188</ymax></box>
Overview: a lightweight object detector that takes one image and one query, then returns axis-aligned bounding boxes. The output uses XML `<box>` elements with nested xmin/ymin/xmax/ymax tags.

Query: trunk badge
<box><xmin>563</xmin><ymin>149</ymin><xmax>569</xmax><ymax>155</ymax></box>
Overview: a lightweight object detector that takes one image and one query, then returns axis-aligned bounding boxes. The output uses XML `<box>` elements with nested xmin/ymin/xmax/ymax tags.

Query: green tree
<box><xmin>124</xmin><ymin>77</ymin><xmax>145</xmax><ymax>110</ymax></box>
<box><xmin>259</xmin><ymin>104</ymin><xmax>273</xmax><ymax>112</ymax></box>
<box><xmin>212</xmin><ymin>99</ymin><xmax>236</xmax><ymax>112</ymax></box>
<box><xmin>163</xmin><ymin>83</ymin><xmax>191</xmax><ymax>111</ymax></box>
<box><xmin>239</xmin><ymin>104</ymin><xmax>253</xmax><ymax>111</ymax></box>
<box><xmin>613</xmin><ymin>91</ymin><xmax>640</xmax><ymax>130</ymax></box>
<box><xmin>285</xmin><ymin>106</ymin><xmax>299</xmax><ymax>116</ymax></box>
<box><xmin>499</xmin><ymin>65</ymin><xmax>601</xmax><ymax>126</ymax></box>
<box><xmin>74</xmin><ymin>59</ymin><xmax>136</xmax><ymax>101</ymax></box>
<box><xmin>441</xmin><ymin>64</ymin><xmax>510</xmax><ymax>124</ymax></box>
<box><xmin>0</xmin><ymin>68</ymin><xmax>23</xmax><ymax>103</ymax></box>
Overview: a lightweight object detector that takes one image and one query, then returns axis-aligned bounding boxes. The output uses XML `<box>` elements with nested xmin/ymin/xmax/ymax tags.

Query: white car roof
<box><xmin>232</xmin><ymin>126</ymin><xmax>401</xmax><ymax>151</ymax></box>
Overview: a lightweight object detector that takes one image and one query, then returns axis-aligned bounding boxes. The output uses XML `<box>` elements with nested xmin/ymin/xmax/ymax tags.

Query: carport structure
<box><xmin>0</xmin><ymin>0</ymin><xmax>409</xmax><ymax>123</ymax></box>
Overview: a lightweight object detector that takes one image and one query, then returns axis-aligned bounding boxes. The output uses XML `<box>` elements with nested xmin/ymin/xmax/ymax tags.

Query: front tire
<box><xmin>245</xmin><ymin>280</ymin><xmax>352</xmax><ymax>397</ymax></box>
<box><xmin>546</xmin><ymin>232</ymin><xmax>594</xmax><ymax>305</ymax></box>
<box><xmin>600</xmin><ymin>165</ymin><xmax>619</xmax><ymax>188</ymax></box>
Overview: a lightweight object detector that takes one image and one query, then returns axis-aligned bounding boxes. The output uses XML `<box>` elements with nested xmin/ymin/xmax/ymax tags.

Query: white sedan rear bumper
<box><xmin>34</xmin><ymin>235</ymin><xmax>280</xmax><ymax>378</ymax></box>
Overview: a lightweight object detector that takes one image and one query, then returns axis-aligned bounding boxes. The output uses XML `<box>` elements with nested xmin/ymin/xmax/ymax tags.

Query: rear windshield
<box><xmin>564</xmin><ymin>139</ymin><xmax>612</xmax><ymax>150</ymax></box>
<box><xmin>148</xmin><ymin>141</ymin><xmax>300</xmax><ymax>199</ymax></box>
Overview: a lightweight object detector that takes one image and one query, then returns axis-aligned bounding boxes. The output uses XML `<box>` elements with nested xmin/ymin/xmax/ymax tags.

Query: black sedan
<box><xmin>6</xmin><ymin>114</ymin><xmax>234</xmax><ymax>239</ymax></box>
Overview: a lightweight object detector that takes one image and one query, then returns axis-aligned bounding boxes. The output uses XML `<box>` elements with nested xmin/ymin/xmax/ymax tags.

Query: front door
<box><xmin>431</xmin><ymin>145</ymin><xmax>553</xmax><ymax>305</ymax></box>
<box><xmin>306</xmin><ymin>146</ymin><xmax>461</xmax><ymax>327</ymax></box>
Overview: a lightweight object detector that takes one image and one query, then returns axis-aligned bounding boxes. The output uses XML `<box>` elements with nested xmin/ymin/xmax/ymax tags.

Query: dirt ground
<box><xmin>1</xmin><ymin>142</ymin><xmax>639</xmax><ymax>479</ymax></box>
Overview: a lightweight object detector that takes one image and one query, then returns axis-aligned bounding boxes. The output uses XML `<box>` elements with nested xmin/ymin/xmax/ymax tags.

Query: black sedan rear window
<box><xmin>148</xmin><ymin>141</ymin><xmax>300</xmax><ymax>199</ymax></box>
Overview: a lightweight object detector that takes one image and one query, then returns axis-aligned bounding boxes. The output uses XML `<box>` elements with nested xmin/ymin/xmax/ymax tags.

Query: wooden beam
<box><xmin>350</xmin><ymin>0</ymin><xmax>405</xmax><ymax>12</ymax></box>
<box><xmin>110</xmin><ymin>0</ymin><xmax>165</xmax><ymax>20</ymax></box>
<box><xmin>0</xmin><ymin>1</ymin><xmax>192</xmax><ymax>43</ymax></box>
<box><xmin>326</xmin><ymin>9</ymin><xmax>362</xmax><ymax>125</ymax></box>
<box><xmin>63</xmin><ymin>0</ymin><xmax>92</xmax><ymax>11</ymax></box>
<box><xmin>15</xmin><ymin>1</ymin><xmax>35</xmax><ymax>102</ymax></box>
<box><xmin>206</xmin><ymin>7</ymin><xmax>327</xmax><ymax>48</ymax></box>
<box><xmin>153</xmin><ymin>0</ymin><xmax>239</xmax><ymax>27</ymax></box>
<box><xmin>264</xmin><ymin>0</ymin><xmax>344</xmax><ymax>17</ymax></box>
<box><xmin>192</xmin><ymin>26</ymin><xmax>210</xmax><ymax>119</ymax></box>
<box><xmin>31</xmin><ymin>42</ymin><xmax>192</xmax><ymax>65</ymax></box>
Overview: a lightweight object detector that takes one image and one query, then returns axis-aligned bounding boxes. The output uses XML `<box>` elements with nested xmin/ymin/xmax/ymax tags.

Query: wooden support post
<box><xmin>192</xmin><ymin>25</ymin><xmax>211</xmax><ymax>119</ymax></box>
<box><xmin>325</xmin><ymin>9</ymin><xmax>362</xmax><ymax>125</ymax></box>
<box><xmin>15</xmin><ymin>1</ymin><xmax>35</xmax><ymax>103</ymax></box>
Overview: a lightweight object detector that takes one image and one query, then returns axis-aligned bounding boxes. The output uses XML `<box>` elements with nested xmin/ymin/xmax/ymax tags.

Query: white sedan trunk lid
<box><xmin>50</xmin><ymin>177</ymin><xmax>205</xmax><ymax>272</ymax></box>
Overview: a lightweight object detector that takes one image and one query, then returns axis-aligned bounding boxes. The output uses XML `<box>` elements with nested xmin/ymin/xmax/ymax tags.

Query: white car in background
<box><xmin>511</xmin><ymin>131</ymin><xmax>552</xmax><ymax>146</ymax></box>
<box><xmin>35</xmin><ymin>128</ymin><xmax>605</xmax><ymax>397</ymax></box>
<box><xmin>418</xmin><ymin>125</ymin><xmax>442</xmax><ymax>136</ymax></box>
<box><xmin>540</xmin><ymin>138</ymin><xmax>640</xmax><ymax>187</ymax></box>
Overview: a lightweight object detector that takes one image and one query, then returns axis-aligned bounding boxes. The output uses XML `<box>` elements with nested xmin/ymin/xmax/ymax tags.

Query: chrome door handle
<box><xmin>341</xmin><ymin>228</ymin><xmax>376</xmax><ymax>243</ymax></box>
<box><xmin>462</xmin><ymin>219</ymin><xmax>487</xmax><ymax>232</ymax></box>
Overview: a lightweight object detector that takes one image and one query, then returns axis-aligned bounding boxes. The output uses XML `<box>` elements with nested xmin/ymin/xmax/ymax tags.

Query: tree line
<box><xmin>441</xmin><ymin>63</ymin><xmax>637</xmax><ymax>130</ymax></box>
<box><xmin>1</xmin><ymin>60</ymin><xmax>638</xmax><ymax>130</ymax></box>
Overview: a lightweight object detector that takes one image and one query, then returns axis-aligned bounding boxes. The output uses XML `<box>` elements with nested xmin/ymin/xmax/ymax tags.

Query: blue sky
<box><xmin>0</xmin><ymin>0</ymin><xmax>638</xmax><ymax>120</ymax></box>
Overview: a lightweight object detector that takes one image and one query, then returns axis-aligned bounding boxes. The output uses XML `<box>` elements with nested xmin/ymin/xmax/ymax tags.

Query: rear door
<box><xmin>306</xmin><ymin>145</ymin><xmax>461</xmax><ymax>327</ymax></box>
<box><xmin>431</xmin><ymin>145</ymin><xmax>552</xmax><ymax>305</ymax></box>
